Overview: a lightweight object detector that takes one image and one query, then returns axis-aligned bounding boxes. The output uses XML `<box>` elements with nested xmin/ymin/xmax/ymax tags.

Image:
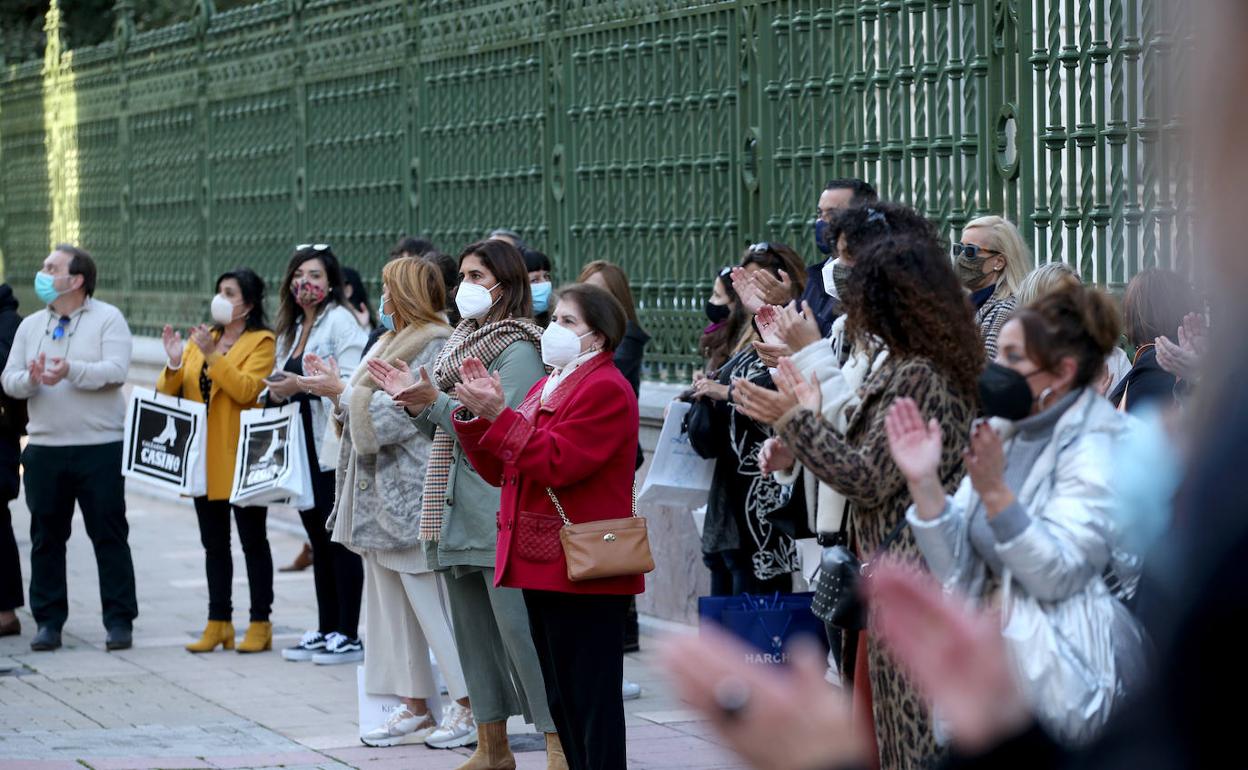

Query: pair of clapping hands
<box><xmin>294</xmin><ymin>354</ymin><xmax>508</xmax><ymax>421</ymax></box>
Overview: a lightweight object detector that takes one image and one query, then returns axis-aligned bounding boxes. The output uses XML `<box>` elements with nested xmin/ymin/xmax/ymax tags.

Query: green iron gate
<box><xmin>0</xmin><ymin>0</ymin><xmax>1189</xmax><ymax>380</ymax></box>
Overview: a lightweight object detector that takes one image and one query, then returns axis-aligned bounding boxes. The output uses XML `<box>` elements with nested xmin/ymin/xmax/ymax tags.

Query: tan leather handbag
<box><xmin>547</xmin><ymin>485</ymin><xmax>655</xmax><ymax>582</ymax></box>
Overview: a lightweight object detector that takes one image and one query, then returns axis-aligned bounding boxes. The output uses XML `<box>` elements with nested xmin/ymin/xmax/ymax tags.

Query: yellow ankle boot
<box><xmin>545</xmin><ymin>732</ymin><xmax>568</xmax><ymax>770</ymax></box>
<box><xmin>455</xmin><ymin>720</ymin><xmax>515</xmax><ymax>770</ymax></box>
<box><xmin>236</xmin><ymin>621</ymin><xmax>272</xmax><ymax>653</ymax></box>
<box><xmin>186</xmin><ymin>620</ymin><xmax>234</xmax><ymax>653</ymax></box>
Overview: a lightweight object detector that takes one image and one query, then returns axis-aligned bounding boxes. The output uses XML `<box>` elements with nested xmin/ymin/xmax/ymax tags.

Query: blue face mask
<box><xmin>378</xmin><ymin>295</ymin><xmax>396</xmax><ymax>332</ymax></box>
<box><xmin>531</xmin><ymin>281</ymin><xmax>553</xmax><ymax>314</ymax></box>
<box><xmin>34</xmin><ymin>272</ymin><xmax>63</xmax><ymax>305</ymax></box>
<box><xmin>813</xmin><ymin>219</ymin><xmax>833</xmax><ymax>255</ymax></box>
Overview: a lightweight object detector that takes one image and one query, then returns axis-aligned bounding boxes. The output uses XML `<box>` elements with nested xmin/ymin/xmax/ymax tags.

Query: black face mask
<box><xmin>977</xmin><ymin>362</ymin><xmax>1037</xmax><ymax>421</ymax></box>
<box><xmin>705</xmin><ymin>300</ymin><xmax>731</xmax><ymax>324</ymax></box>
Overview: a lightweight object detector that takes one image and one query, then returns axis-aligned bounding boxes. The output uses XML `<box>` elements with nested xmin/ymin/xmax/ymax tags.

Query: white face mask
<box><xmin>541</xmin><ymin>322</ymin><xmax>594</xmax><ymax>369</ymax></box>
<box><xmin>455</xmin><ymin>281</ymin><xmax>498</xmax><ymax>320</ymax></box>
<box><xmin>211</xmin><ymin>294</ymin><xmax>239</xmax><ymax>326</ymax></box>
<box><xmin>822</xmin><ymin>257</ymin><xmax>850</xmax><ymax>299</ymax></box>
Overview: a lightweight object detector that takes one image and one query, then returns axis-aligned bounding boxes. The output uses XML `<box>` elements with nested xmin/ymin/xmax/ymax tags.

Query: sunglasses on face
<box><xmin>950</xmin><ymin>242</ymin><xmax>1001</xmax><ymax>261</ymax></box>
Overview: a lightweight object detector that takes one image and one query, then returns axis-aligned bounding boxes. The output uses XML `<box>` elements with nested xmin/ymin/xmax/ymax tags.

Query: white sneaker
<box><xmin>622</xmin><ymin>679</ymin><xmax>642</xmax><ymax>700</ymax></box>
<box><xmin>425</xmin><ymin>702</ymin><xmax>477</xmax><ymax>749</ymax></box>
<box><xmin>360</xmin><ymin>706</ymin><xmax>436</xmax><ymax>747</ymax></box>
<box><xmin>281</xmin><ymin>630</ymin><xmax>326</xmax><ymax>661</ymax></box>
<box><xmin>311</xmin><ymin>632</ymin><xmax>364</xmax><ymax>665</ymax></box>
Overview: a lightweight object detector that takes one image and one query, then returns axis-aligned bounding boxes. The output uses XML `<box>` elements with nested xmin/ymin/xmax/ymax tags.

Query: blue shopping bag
<box><xmin>697</xmin><ymin>592</ymin><xmax>829</xmax><ymax>665</ymax></box>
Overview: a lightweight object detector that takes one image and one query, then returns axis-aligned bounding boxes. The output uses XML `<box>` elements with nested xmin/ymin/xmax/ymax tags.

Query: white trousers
<box><xmin>362</xmin><ymin>553</ymin><xmax>469</xmax><ymax>701</ymax></box>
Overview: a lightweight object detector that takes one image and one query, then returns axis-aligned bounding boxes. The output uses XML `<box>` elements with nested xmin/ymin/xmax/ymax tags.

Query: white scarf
<box><xmin>540</xmin><ymin>348</ymin><xmax>603</xmax><ymax>403</ymax></box>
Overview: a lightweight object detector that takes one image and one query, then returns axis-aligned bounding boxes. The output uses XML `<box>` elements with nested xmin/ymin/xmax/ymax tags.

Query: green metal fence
<box><xmin>0</xmin><ymin>0</ymin><xmax>1188</xmax><ymax>380</ymax></box>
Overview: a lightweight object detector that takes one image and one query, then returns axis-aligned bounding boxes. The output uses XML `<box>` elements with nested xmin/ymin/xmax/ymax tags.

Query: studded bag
<box><xmin>547</xmin><ymin>484</ymin><xmax>655</xmax><ymax>582</ymax></box>
<box><xmin>811</xmin><ymin>501</ymin><xmax>907</xmax><ymax>631</ymax></box>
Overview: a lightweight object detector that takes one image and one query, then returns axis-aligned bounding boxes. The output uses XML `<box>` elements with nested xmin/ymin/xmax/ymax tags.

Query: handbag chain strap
<box><xmin>546</xmin><ymin>483</ymin><xmax>638</xmax><ymax>528</ymax></box>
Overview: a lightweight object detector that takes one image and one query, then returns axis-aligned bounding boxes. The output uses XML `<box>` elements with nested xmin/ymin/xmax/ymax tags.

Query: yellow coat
<box><xmin>156</xmin><ymin>329</ymin><xmax>276</xmax><ymax>501</ymax></box>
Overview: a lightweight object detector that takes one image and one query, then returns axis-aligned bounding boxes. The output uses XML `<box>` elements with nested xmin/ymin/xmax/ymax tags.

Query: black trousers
<box><xmin>1</xmin><ymin>433</ymin><xmax>22</xmax><ymax>612</ymax></box>
<box><xmin>193</xmin><ymin>497</ymin><xmax>273</xmax><ymax>622</ymax></box>
<box><xmin>22</xmin><ymin>442</ymin><xmax>137</xmax><ymax>631</ymax></box>
<box><xmin>299</xmin><ymin>468</ymin><xmax>362</xmax><ymax>638</ymax></box>
<box><xmin>524</xmin><ymin>590</ymin><xmax>630</xmax><ymax>770</ymax></box>
<box><xmin>704</xmin><ymin>549</ymin><xmax>791</xmax><ymax>596</ymax></box>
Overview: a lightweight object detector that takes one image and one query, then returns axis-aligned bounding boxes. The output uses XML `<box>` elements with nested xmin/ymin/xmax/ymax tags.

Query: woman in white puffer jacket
<box><xmin>886</xmin><ymin>284</ymin><xmax>1147</xmax><ymax>746</ymax></box>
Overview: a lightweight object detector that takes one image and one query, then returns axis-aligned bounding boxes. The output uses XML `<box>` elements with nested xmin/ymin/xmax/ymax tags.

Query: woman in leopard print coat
<box><xmin>736</xmin><ymin>220</ymin><xmax>983</xmax><ymax>770</ymax></box>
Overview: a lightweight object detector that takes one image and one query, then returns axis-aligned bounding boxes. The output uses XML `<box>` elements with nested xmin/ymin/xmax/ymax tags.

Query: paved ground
<box><xmin>0</xmin><ymin>484</ymin><xmax>746</xmax><ymax>770</ymax></box>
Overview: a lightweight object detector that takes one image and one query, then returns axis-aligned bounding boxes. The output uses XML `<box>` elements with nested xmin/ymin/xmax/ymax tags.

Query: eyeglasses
<box><xmin>950</xmin><ymin>243</ymin><xmax>1001</xmax><ymax>261</ymax></box>
<box><xmin>296</xmin><ymin>243</ymin><xmax>331</xmax><ymax>252</ymax></box>
<box><xmin>51</xmin><ymin>315</ymin><xmax>70</xmax><ymax>341</ymax></box>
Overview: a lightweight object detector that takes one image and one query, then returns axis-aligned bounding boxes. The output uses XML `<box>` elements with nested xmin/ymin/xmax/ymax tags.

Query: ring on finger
<box><xmin>713</xmin><ymin>677</ymin><xmax>752</xmax><ymax>721</ymax></box>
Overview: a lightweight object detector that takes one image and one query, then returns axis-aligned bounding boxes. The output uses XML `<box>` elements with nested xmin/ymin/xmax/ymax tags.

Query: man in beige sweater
<box><xmin>1</xmin><ymin>244</ymin><xmax>135</xmax><ymax>652</ymax></box>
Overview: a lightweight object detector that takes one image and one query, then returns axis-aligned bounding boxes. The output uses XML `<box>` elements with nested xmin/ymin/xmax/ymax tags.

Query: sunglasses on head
<box><xmin>950</xmin><ymin>242</ymin><xmax>1001</xmax><ymax>261</ymax></box>
<box><xmin>747</xmin><ymin>242</ymin><xmax>774</xmax><ymax>255</ymax></box>
<box><xmin>296</xmin><ymin>243</ymin><xmax>331</xmax><ymax>252</ymax></box>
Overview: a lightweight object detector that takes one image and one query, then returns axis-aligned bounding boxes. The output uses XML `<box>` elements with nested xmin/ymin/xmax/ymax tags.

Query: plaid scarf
<box><xmin>419</xmin><ymin>317</ymin><xmax>544</xmax><ymax>541</ymax></box>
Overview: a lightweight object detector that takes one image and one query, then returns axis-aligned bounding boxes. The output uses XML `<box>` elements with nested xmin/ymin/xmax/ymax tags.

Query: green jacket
<box><xmin>414</xmin><ymin>339</ymin><xmax>545</xmax><ymax>569</ymax></box>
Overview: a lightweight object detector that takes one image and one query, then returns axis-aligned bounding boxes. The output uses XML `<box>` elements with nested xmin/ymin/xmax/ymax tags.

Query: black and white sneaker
<box><xmin>312</xmin><ymin>632</ymin><xmax>364</xmax><ymax>665</ymax></box>
<box><xmin>282</xmin><ymin>630</ymin><xmax>326</xmax><ymax>661</ymax></box>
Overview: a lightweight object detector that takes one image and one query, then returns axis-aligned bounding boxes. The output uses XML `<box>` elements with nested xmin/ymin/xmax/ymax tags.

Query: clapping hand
<box><xmin>42</xmin><ymin>356</ymin><xmax>69</xmax><ymax>386</ymax></box>
<box><xmin>732</xmin><ymin>378</ymin><xmax>797</xmax><ymax>426</ymax></box>
<box><xmin>189</xmin><ymin>324</ymin><xmax>216</xmax><ymax>357</ymax></box>
<box><xmin>759</xmin><ymin>437</ymin><xmax>797</xmax><ymax>475</ymax></box>
<box><xmin>730</xmin><ymin>267</ymin><xmax>767</xmax><ymax>315</ymax></box>
<box><xmin>774</xmin><ymin>357</ymin><xmax>821</xmax><ymax>414</ymax></box>
<box><xmin>1156</xmin><ymin>312</ymin><xmax>1208</xmax><ymax>382</ymax></box>
<box><xmin>161</xmin><ymin>325</ymin><xmax>184</xmax><ymax>368</ymax></box>
<box><xmin>867</xmin><ymin>561</ymin><xmax>1033</xmax><ymax>754</ymax></box>
<box><xmin>297</xmin><ymin>353</ymin><xmax>343</xmax><ymax>401</ymax></box>
<box><xmin>747</xmin><ymin>266</ymin><xmax>794</xmax><ymax>306</ymax></box>
<box><xmin>775</xmin><ymin>301</ymin><xmax>823</xmax><ymax>353</ymax></box>
<box><xmin>454</xmin><ymin>357</ymin><xmax>506</xmax><ymax>421</ymax></box>
<box><xmin>28</xmin><ymin>353</ymin><xmax>45</xmax><ymax>386</ymax></box>
<box><xmin>368</xmin><ymin>357</ymin><xmax>439</xmax><ymax>413</ymax></box>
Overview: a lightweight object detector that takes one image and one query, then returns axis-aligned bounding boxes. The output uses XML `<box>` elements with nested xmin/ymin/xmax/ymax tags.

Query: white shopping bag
<box><xmin>357</xmin><ymin>665</ymin><xmax>404</xmax><ymax>738</ymax></box>
<box><xmin>122</xmin><ymin>388</ymin><xmax>208</xmax><ymax>497</ymax></box>
<box><xmin>229</xmin><ymin>404</ymin><xmax>314</xmax><ymax>509</ymax></box>
<box><xmin>638</xmin><ymin>401</ymin><xmax>715</xmax><ymax>508</ymax></box>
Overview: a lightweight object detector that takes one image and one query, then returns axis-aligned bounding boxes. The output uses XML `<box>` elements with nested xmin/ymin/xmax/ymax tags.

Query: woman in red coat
<box><xmin>453</xmin><ymin>283</ymin><xmax>643</xmax><ymax>770</ymax></box>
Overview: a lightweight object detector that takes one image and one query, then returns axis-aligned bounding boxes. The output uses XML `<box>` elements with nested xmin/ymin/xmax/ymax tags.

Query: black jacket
<box><xmin>800</xmin><ymin>262</ymin><xmax>842</xmax><ymax>337</ymax></box>
<box><xmin>1108</xmin><ymin>346</ymin><xmax>1176</xmax><ymax>413</ymax></box>
<box><xmin>0</xmin><ymin>284</ymin><xmax>24</xmax><ymax>496</ymax></box>
<box><xmin>614</xmin><ymin>320</ymin><xmax>649</xmax><ymax>469</ymax></box>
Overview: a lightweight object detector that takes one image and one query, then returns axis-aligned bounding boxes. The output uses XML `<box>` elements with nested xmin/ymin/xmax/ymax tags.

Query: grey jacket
<box><xmin>327</xmin><ymin>323</ymin><xmax>450</xmax><ymax>554</ymax></box>
<box><xmin>908</xmin><ymin>387</ymin><xmax>1147</xmax><ymax>745</ymax></box>
<box><xmin>414</xmin><ymin>340</ymin><xmax>546</xmax><ymax>569</ymax></box>
<box><xmin>272</xmin><ymin>303</ymin><xmax>367</xmax><ymax>470</ymax></box>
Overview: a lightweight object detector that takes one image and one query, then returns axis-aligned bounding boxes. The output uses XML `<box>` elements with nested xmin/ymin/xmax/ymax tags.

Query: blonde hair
<box><xmin>381</xmin><ymin>257</ymin><xmax>450</xmax><ymax>332</ymax></box>
<box><xmin>963</xmin><ymin>215</ymin><xmax>1032</xmax><ymax>301</ymax></box>
<box><xmin>1016</xmin><ymin>261</ymin><xmax>1081</xmax><ymax>307</ymax></box>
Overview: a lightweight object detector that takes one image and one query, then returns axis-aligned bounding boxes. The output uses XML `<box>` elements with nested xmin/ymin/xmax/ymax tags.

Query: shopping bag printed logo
<box><xmin>236</xmin><ymin>417</ymin><xmax>292</xmax><ymax>495</ymax></box>
<box><xmin>127</xmin><ymin>400</ymin><xmax>197</xmax><ymax>484</ymax></box>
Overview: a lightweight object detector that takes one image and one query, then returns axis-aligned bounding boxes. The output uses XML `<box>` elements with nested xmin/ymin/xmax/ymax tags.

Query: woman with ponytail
<box><xmin>885</xmin><ymin>283</ymin><xmax>1147</xmax><ymax>746</ymax></box>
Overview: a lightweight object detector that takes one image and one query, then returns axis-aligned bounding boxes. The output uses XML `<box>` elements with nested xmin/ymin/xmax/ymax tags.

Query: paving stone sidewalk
<box><xmin>0</xmin><ymin>487</ymin><xmax>746</xmax><ymax>769</ymax></box>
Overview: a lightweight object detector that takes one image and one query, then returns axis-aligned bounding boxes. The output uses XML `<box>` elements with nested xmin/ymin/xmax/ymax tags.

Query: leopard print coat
<box><xmin>776</xmin><ymin>355</ymin><xmax>975</xmax><ymax>770</ymax></box>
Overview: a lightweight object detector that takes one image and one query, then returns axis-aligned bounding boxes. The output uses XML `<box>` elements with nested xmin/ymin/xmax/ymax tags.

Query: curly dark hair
<box><xmin>843</xmin><ymin>230</ymin><xmax>984</xmax><ymax>398</ymax></box>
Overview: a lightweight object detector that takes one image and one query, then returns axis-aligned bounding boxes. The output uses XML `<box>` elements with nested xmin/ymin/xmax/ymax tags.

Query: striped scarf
<box><xmin>419</xmin><ymin>317</ymin><xmax>544</xmax><ymax>541</ymax></box>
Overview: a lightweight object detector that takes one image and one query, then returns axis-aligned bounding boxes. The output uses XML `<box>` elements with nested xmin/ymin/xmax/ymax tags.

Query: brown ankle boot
<box><xmin>545</xmin><ymin>732</ymin><xmax>569</xmax><ymax>770</ymax></box>
<box><xmin>236</xmin><ymin>621</ymin><xmax>272</xmax><ymax>653</ymax></box>
<box><xmin>185</xmin><ymin>620</ymin><xmax>234</xmax><ymax>653</ymax></box>
<box><xmin>455</xmin><ymin>720</ymin><xmax>515</xmax><ymax>770</ymax></box>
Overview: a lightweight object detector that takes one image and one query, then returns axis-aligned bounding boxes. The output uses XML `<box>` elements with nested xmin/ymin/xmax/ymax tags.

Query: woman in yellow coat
<box><xmin>157</xmin><ymin>269</ymin><xmax>277</xmax><ymax>653</ymax></box>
